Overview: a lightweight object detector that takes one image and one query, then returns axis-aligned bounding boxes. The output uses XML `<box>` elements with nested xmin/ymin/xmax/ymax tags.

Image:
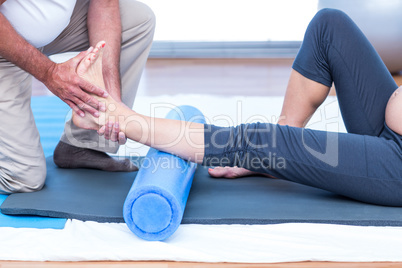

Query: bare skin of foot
<box><xmin>53</xmin><ymin>41</ymin><xmax>138</xmax><ymax>172</ymax></box>
<box><xmin>72</xmin><ymin>41</ymin><xmax>132</xmax><ymax>133</ymax></box>
<box><xmin>72</xmin><ymin>42</ymin><xmax>143</xmax><ymax>138</ymax></box>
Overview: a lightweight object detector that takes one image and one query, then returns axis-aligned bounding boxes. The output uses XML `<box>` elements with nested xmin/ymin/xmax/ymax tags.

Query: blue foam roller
<box><xmin>123</xmin><ymin>105</ymin><xmax>205</xmax><ymax>241</ymax></box>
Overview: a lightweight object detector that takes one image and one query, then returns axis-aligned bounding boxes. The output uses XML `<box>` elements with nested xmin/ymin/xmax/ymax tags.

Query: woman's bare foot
<box><xmin>72</xmin><ymin>41</ymin><xmax>107</xmax><ymax>131</ymax></box>
<box><xmin>76</xmin><ymin>41</ymin><xmax>106</xmax><ymax>89</ymax></box>
<box><xmin>72</xmin><ymin>41</ymin><xmax>131</xmax><ymax>132</ymax></box>
<box><xmin>208</xmin><ymin>166</ymin><xmax>274</xmax><ymax>179</ymax></box>
<box><xmin>54</xmin><ymin>41</ymin><xmax>138</xmax><ymax>172</ymax></box>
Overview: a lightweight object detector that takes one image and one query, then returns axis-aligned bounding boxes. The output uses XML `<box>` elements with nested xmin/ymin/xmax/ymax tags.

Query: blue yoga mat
<box><xmin>6</xmin><ymin>97</ymin><xmax>402</xmax><ymax>238</ymax></box>
<box><xmin>123</xmin><ymin>105</ymin><xmax>205</xmax><ymax>241</ymax></box>
<box><xmin>0</xmin><ymin>194</ymin><xmax>66</xmax><ymax>229</ymax></box>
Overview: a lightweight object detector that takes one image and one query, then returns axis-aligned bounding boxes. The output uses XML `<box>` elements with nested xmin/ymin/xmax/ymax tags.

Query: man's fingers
<box><xmin>118</xmin><ymin>132</ymin><xmax>127</xmax><ymax>145</ymax></box>
<box><xmin>80</xmin><ymin>79</ymin><xmax>108</xmax><ymax>98</ymax></box>
<box><xmin>98</xmin><ymin>125</ymin><xmax>106</xmax><ymax>136</ymax></box>
<box><xmin>110</xmin><ymin>123</ymin><xmax>119</xmax><ymax>142</ymax></box>
<box><xmin>100</xmin><ymin>122</ymin><xmax>125</xmax><ymax>144</ymax></box>
<box><xmin>74</xmin><ymin>98</ymin><xmax>100</xmax><ymax>117</ymax></box>
<box><xmin>65</xmin><ymin>100</ymin><xmax>85</xmax><ymax>117</ymax></box>
<box><xmin>75</xmin><ymin>89</ymin><xmax>104</xmax><ymax>111</ymax></box>
<box><xmin>104</xmin><ymin>122</ymin><xmax>113</xmax><ymax>140</ymax></box>
<box><xmin>63</xmin><ymin>88</ymin><xmax>102</xmax><ymax>117</ymax></box>
<box><xmin>85</xmin><ymin>96</ymin><xmax>103</xmax><ymax>111</ymax></box>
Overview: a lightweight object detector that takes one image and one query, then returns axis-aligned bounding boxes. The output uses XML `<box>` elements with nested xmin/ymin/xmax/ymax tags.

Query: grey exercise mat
<box><xmin>2</xmin><ymin>156</ymin><xmax>402</xmax><ymax>226</ymax></box>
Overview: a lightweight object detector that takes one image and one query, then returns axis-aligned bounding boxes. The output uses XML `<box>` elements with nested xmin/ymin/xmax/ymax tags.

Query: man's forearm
<box><xmin>0</xmin><ymin>13</ymin><xmax>55</xmax><ymax>83</ymax></box>
<box><xmin>88</xmin><ymin>0</ymin><xmax>122</xmax><ymax>100</ymax></box>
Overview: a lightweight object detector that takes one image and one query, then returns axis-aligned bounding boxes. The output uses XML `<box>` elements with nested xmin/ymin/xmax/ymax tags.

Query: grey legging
<box><xmin>203</xmin><ymin>9</ymin><xmax>402</xmax><ymax>206</ymax></box>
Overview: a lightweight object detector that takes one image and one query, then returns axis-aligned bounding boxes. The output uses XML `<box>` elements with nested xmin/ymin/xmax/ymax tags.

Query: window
<box><xmin>146</xmin><ymin>0</ymin><xmax>318</xmax><ymax>41</ymax></box>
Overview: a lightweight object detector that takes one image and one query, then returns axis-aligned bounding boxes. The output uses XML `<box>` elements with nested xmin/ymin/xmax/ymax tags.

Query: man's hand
<box><xmin>43</xmin><ymin>49</ymin><xmax>109</xmax><ymax>117</ymax></box>
<box><xmin>98</xmin><ymin>122</ymin><xmax>127</xmax><ymax>145</ymax></box>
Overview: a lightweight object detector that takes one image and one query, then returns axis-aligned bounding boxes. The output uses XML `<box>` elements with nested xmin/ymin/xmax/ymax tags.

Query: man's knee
<box><xmin>120</xmin><ymin>0</ymin><xmax>156</xmax><ymax>33</ymax></box>
<box><xmin>0</xmin><ymin>159</ymin><xmax>46</xmax><ymax>194</ymax></box>
<box><xmin>22</xmin><ymin>162</ymin><xmax>47</xmax><ymax>192</ymax></box>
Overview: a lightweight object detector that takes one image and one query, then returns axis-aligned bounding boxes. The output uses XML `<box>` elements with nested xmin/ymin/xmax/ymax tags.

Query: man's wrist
<box><xmin>39</xmin><ymin>61</ymin><xmax>57</xmax><ymax>85</ymax></box>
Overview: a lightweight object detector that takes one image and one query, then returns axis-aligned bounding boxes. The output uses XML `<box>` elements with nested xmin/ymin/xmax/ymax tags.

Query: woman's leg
<box><xmin>203</xmin><ymin>122</ymin><xmax>402</xmax><ymax>206</ymax></box>
<box><xmin>208</xmin><ymin>70</ymin><xmax>329</xmax><ymax>178</ymax></box>
<box><xmin>289</xmin><ymin>8</ymin><xmax>397</xmax><ymax>135</ymax></box>
<box><xmin>210</xmin><ymin>8</ymin><xmax>399</xmax><ymax>178</ymax></box>
<box><xmin>202</xmin><ymin>9</ymin><xmax>402</xmax><ymax>205</ymax></box>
